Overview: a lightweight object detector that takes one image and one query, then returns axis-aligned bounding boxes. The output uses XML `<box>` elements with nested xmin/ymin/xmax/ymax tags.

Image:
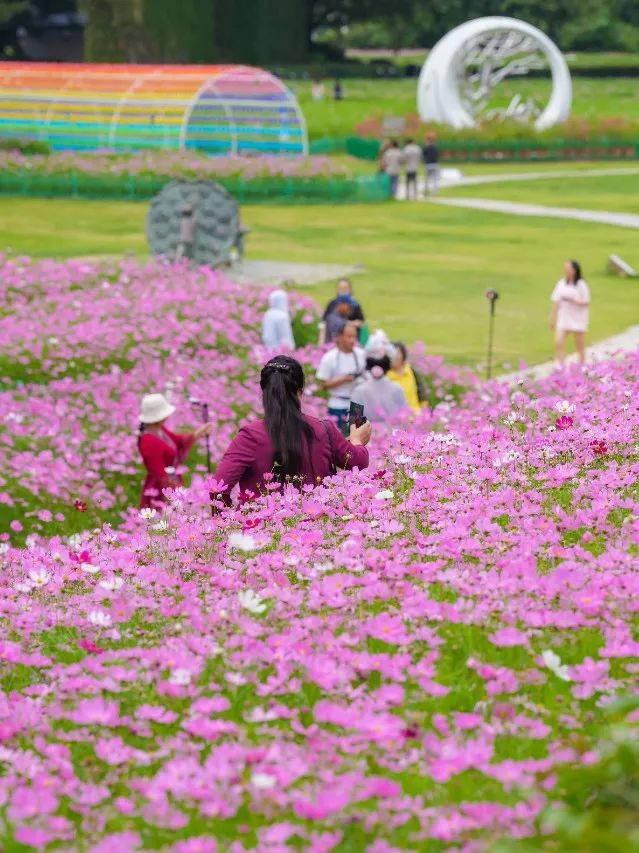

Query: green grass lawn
<box><xmin>2</xmin><ymin>186</ymin><xmax>638</xmax><ymax>370</ymax></box>
<box><xmin>442</xmin><ymin>171</ymin><xmax>639</xmax><ymax>214</ymax></box>
<box><xmin>295</xmin><ymin>77</ymin><xmax>639</xmax><ymax>140</ymax></box>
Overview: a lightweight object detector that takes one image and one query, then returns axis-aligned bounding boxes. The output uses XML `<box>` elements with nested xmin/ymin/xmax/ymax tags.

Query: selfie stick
<box><xmin>485</xmin><ymin>290</ymin><xmax>499</xmax><ymax>380</ymax></box>
<box><xmin>190</xmin><ymin>397</ymin><xmax>212</xmax><ymax>473</ymax></box>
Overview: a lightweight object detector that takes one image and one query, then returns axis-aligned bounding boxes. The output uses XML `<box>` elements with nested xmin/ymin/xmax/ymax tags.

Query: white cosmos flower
<box><xmin>169</xmin><ymin>668</ymin><xmax>192</xmax><ymax>686</ymax></box>
<box><xmin>88</xmin><ymin>610</ymin><xmax>112</xmax><ymax>628</ymax></box>
<box><xmin>152</xmin><ymin>519</ymin><xmax>168</xmax><ymax>532</ymax></box>
<box><xmin>395</xmin><ymin>454</ymin><xmax>413</xmax><ymax>464</ymax></box>
<box><xmin>99</xmin><ymin>576</ymin><xmax>124</xmax><ymax>593</ymax></box>
<box><xmin>555</xmin><ymin>400</ymin><xmax>575</xmax><ymax>414</ymax></box>
<box><xmin>28</xmin><ymin>569</ymin><xmax>51</xmax><ymax>588</ymax></box>
<box><xmin>80</xmin><ymin>562</ymin><xmax>100</xmax><ymax>574</ymax></box>
<box><xmin>246</xmin><ymin>707</ymin><xmax>277</xmax><ymax>723</ymax></box>
<box><xmin>0</xmin><ymin>543</ymin><xmax>9</xmax><ymax>556</ymax></box>
<box><xmin>139</xmin><ymin>508</ymin><xmax>157</xmax><ymax>520</ymax></box>
<box><xmin>15</xmin><ymin>581</ymin><xmax>33</xmax><ymax>593</ymax></box>
<box><xmin>228</xmin><ymin>532</ymin><xmax>257</xmax><ymax>552</ymax></box>
<box><xmin>251</xmin><ymin>772</ymin><xmax>277</xmax><ymax>790</ymax></box>
<box><xmin>374</xmin><ymin>489</ymin><xmax>394</xmax><ymax>501</ymax></box>
<box><xmin>238</xmin><ymin>589</ymin><xmax>267</xmax><ymax>614</ymax></box>
<box><xmin>541</xmin><ymin>650</ymin><xmax>571</xmax><ymax>682</ymax></box>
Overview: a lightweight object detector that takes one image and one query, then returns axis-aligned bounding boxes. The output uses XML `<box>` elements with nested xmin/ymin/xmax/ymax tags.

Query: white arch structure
<box><xmin>418</xmin><ymin>17</ymin><xmax>572</xmax><ymax>130</ymax></box>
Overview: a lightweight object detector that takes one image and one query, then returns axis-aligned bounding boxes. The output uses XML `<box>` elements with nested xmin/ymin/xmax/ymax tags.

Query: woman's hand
<box><xmin>349</xmin><ymin>420</ymin><xmax>372</xmax><ymax>446</ymax></box>
<box><xmin>194</xmin><ymin>423</ymin><xmax>213</xmax><ymax>440</ymax></box>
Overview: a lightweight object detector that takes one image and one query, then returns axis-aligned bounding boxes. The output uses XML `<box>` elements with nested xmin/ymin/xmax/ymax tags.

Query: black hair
<box><xmin>366</xmin><ymin>354</ymin><xmax>391</xmax><ymax>374</ymax></box>
<box><xmin>567</xmin><ymin>259</ymin><xmax>582</xmax><ymax>284</ymax></box>
<box><xmin>392</xmin><ymin>341</ymin><xmax>408</xmax><ymax>364</ymax></box>
<box><xmin>260</xmin><ymin>356</ymin><xmax>313</xmax><ymax>483</ymax></box>
<box><xmin>137</xmin><ymin>422</ymin><xmax>146</xmax><ymax>450</ymax></box>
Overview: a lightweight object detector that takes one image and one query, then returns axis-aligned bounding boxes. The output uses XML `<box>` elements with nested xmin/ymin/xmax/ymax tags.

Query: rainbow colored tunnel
<box><xmin>0</xmin><ymin>62</ymin><xmax>308</xmax><ymax>155</ymax></box>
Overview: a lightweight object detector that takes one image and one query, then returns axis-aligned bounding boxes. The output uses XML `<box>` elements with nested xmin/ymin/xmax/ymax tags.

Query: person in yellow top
<box><xmin>387</xmin><ymin>342</ymin><xmax>426</xmax><ymax>413</ymax></box>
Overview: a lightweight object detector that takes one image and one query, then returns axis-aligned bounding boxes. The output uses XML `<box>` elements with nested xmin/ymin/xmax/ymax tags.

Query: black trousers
<box><xmin>406</xmin><ymin>171</ymin><xmax>418</xmax><ymax>199</ymax></box>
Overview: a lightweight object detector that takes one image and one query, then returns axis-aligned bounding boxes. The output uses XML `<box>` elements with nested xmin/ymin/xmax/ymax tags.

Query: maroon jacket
<box><xmin>139</xmin><ymin>428</ymin><xmax>194</xmax><ymax>509</ymax></box>
<box><xmin>214</xmin><ymin>414</ymin><xmax>369</xmax><ymax>505</ymax></box>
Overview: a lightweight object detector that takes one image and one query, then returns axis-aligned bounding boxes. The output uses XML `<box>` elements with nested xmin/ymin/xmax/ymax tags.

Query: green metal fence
<box><xmin>344</xmin><ymin>136</ymin><xmax>639</xmax><ymax>163</ymax></box>
<box><xmin>0</xmin><ymin>170</ymin><xmax>391</xmax><ymax>204</ymax></box>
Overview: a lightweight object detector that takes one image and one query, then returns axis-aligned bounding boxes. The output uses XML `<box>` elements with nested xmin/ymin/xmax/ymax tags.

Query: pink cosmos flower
<box><xmin>555</xmin><ymin>415</ymin><xmax>574</xmax><ymax>430</ymax></box>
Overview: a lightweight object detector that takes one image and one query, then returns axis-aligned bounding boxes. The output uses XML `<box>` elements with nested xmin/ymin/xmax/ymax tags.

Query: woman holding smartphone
<box><xmin>213</xmin><ymin>356</ymin><xmax>371</xmax><ymax>506</ymax></box>
<box><xmin>550</xmin><ymin>260</ymin><xmax>590</xmax><ymax>366</ymax></box>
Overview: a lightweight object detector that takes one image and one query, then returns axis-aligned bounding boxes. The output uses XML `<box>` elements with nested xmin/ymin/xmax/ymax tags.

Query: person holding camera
<box><xmin>550</xmin><ymin>260</ymin><xmax>590</xmax><ymax>366</ymax></box>
<box><xmin>138</xmin><ymin>393</ymin><xmax>212</xmax><ymax>509</ymax></box>
<box><xmin>317</xmin><ymin>321</ymin><xmax>366</xmax><ymax>435</ymax></box>
<box><xmin>213</xmin><ymin>356</ymin><xmax>371</xmax><ymax>506</ymax></box>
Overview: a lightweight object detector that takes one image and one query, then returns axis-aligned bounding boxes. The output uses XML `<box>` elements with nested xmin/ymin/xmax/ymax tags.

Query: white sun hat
<box><xmin>139</xmin><ymin>393</ymin><xmax>176</xmax><ymax>424</ymax></box>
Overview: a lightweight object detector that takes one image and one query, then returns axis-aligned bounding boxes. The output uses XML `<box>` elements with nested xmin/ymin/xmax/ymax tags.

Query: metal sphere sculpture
<box><xmin>418</xmin><ymin>17</ymin><xmax>572</xmax><ymax>130</ymax></box>
<box><xmin>146</xmin><ymin>180</ymin><xmax>240</xmax><ymax>268</ymax></box>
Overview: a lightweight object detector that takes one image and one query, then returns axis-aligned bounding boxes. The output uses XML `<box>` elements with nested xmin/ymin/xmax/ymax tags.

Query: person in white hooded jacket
<box><xmin>262</xmin><ymin>289</ymin><xmax>295</xmax><ymax>350</ymax></box>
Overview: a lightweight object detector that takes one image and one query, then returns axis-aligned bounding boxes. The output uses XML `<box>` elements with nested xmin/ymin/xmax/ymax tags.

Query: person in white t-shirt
<box><xmin>316</xmin><ymin>322</ymin><xmax>366</xmax><ymax>435</ymax></box>
<box><xmin>550</xmin><ymin>259</ymin><xmax>591</xmax><ymax>366</ymax></box>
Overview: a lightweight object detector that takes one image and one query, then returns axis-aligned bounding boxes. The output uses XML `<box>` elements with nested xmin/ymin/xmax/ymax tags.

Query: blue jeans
<box><xmin>328</xmin><ymin>407</ymin><xmax>349</xmax><ymax>436</ymax></box>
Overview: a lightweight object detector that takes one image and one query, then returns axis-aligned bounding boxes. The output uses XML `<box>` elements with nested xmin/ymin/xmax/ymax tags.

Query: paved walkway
<box><xmin>500</xmin><ymin>324</ymin><xmax>639</xmax><ymax>383</ymax></box>
<box><xmin>433</xmin><ymin>196</ymin><xmax>639</xmax><ymax>229</ymax></box>
<box><xmin>396</xmin><ymin>165</ymin><xmax>639</xmax><ymax>200</ymax></box>
<box><xmin>458</xmin><ymin>165</ymin><xmax>639</xmax><ymax>187</ymax></box>
<box><xmin>227</xmin><ymin>259</ymin><xmax>364</xmax><ymax>288</ymax></box>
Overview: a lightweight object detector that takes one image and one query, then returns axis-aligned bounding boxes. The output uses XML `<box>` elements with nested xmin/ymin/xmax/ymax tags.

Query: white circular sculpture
<box><xmin>418</xmin><ymin>17</ymin><xmax>571</xmax><ymax>130</ymax></box>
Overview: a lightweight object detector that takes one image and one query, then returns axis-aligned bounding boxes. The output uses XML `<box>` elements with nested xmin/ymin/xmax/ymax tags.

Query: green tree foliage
<box><xmin>331</xmin><ymin>0</ymin><xmax>639</xmax><ymax>52</ymax></box>
<box><xmin>142</xmin><ymin>0</ymin><xmax>215</xmax><ymax>63</ymax></box>
<box><xmin>78</xmin><ymin>0</ymin><xmax>639</xmax><ymax>64</ymax></box>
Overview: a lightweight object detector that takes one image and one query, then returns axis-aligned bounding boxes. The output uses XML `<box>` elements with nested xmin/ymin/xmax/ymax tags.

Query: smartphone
<box><xmin>348</xmin><ymin>401</ymin><xmax>367</xmax><ymax>429</ymax></box>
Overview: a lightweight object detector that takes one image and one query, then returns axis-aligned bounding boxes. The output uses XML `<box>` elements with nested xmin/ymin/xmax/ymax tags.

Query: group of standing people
<box><xmin>139</xmin><ymin>260</ymin><xmax>590</xmax><ymax>511</ymax></box>
<box><xmin>139</xmin><ymin>276</ymin><xmax>428</xmax><ymax>510</ymax></box>
<box><xmin>380</xmin><ymin>133</ymin><xmax>439</xmax><ymax>200</ymax></box>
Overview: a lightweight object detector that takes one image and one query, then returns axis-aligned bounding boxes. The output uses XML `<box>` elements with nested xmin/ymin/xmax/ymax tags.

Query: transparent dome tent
<box><xmin>0</xmin><ymin>62</ymin><xmax>308</xmax><ymax>155</ymax></box>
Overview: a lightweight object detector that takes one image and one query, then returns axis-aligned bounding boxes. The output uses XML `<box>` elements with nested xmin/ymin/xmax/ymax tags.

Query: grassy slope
<box><xmin>441</xmin><ymin>172</ymin><xmax>639</xmax><ymax>214</ymax></box>
<box><xmin>1</xmin><ymin>187</ymin><xmax>637</xmax><ymax>370</ymax></box>
<box><xmin>295</xmin><ymin>77</ymin><xmax>639</xmax><ymax>139</ymax></box>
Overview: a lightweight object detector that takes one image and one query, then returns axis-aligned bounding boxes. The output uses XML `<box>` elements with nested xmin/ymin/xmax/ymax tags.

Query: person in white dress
<box><xmin>549</xmin><ymin>260</ymin><xmax>590</xmax><ymax>366</ymax></box>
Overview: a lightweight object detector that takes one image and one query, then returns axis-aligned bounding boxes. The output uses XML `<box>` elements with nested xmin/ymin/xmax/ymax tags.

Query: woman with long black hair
<box><xmin>213</xmin><ymin>356</ymin><xmax>371</xmax><ymax>506</ymax></box>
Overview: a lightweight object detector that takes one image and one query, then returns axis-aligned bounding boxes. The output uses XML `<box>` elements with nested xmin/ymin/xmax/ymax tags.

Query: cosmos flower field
<box><xmin>1</xmin><ymin>256</ymin><xmax>638</xmax><ymax>851</ymax></box>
